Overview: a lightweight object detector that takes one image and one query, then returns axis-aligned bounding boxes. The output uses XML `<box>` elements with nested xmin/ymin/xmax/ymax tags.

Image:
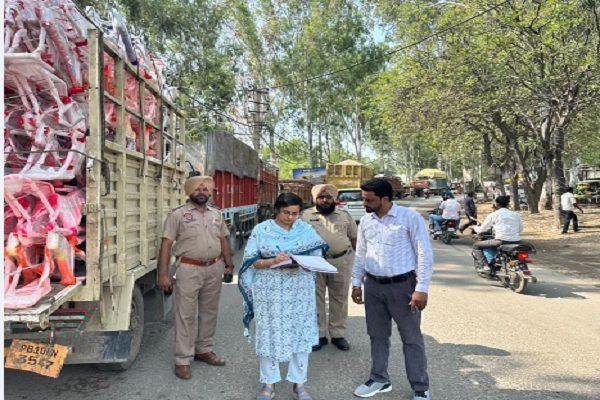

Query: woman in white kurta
<box><xmin>239</xmin><ymin>192</ymin><xmax>328</xmax><ymax>400</ymax></box>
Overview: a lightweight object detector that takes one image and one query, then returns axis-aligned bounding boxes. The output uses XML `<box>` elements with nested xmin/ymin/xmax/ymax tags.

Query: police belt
<box><xmin>366</xmin><ymin>270</ymin><xmax>415</xmax><ymax>284</ymax></box>
<box><xmin>179</xmin><ymin>256</ymin><xmax>222</xmax><ymax>267</ymax></box>
<box><xmin>326</xmin><ymin>249</ymin><xmax>349</xmax><ymax>260</ymax></box>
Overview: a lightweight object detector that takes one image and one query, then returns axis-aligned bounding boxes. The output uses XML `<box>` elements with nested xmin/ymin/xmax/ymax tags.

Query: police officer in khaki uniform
<box><xmin>158</xmin><ymin>175</ymin><xmax>234</xmax><ymax>379</ymax></box>
<box><xmin>302</xmin><ymin>184</ymin><xmax>357</xmax><ymax>351</ymax></box>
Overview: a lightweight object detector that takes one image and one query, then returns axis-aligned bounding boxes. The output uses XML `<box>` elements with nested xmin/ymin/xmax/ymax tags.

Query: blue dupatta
<box><xmin>238</xmin><ymin>219</ymin><xmax>328</xmax><ymax>336</ymax></box>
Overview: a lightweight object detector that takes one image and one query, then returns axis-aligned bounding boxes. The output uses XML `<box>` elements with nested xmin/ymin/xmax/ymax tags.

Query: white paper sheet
<box><xmin>270</xmin><ymin>255</ymin><xmax>338</xmax><ymax>273</ymax></box>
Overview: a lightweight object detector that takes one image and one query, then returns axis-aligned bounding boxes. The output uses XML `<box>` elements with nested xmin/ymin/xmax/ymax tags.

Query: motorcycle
<box><xmin>471</xmin><ymin>232</ymin><xmax>538</xmax><ymax>293</ymax></box>
<box><xmin>429</xmin><ymin>212</ymin><xmax>458</xmax><ymax>244</ymax></box>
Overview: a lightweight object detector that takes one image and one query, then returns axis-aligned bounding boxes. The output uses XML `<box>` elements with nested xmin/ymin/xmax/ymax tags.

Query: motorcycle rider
<box><xmin>428</xmin><ymin>192</ymin><xmax>461</xmax><ymax>234</ymax></box>
<box><xmin>472</xmin><ymin>195</ymin><xmax>523</xmax><ymax>272</ymax></box>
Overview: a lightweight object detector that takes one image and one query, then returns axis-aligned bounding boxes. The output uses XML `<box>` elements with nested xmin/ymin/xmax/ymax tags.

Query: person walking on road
<box><xmin>238</xmin><ymin>192</ymin><xmax>329</xmax><ymax>400</ymax></box>
<box><xmin>302</xmin><ymin>184</ymin><xmax>357</xmax><ymax>352</ymax></box>
<box><xmin>157</xmin><ymin>175</ymin><xmax>235</xmax><ymax>379</ymax></box>
<box><xmin>351</xmin><ymin>179</ymin><xmax>434</xmax><ymax>400</ymax></box>
<box><xmin>459</xmin><ymin>191</ymin><xmax>478</xmax><ymax>233</ymax></box>
<box><xmin>561</xmin><ymin>187</ymin><xmax>584</xmax><ymax>234</ymax></box>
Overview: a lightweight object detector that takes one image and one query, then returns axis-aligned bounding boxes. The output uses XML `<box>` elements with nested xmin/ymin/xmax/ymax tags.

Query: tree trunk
<box><xmin>511</xmin><ymin>173</ymin><xmax>520</xmax><ymax>210</ymax></box>
<box><xmin>324</xmin><ymin>124</ymin><xmax>331</xmax><ymax>162</ymax></box>
<box><xmin>251</xmin><ymin>88</ymin><xmax>262</xmax><ymax>152</ymax></box>
<box><xmin>305</xmin><ymin>92</ymin><xmax>314</xmax><ymax>168</ymax></box>
<box><xmin>539</xmin><ymin>176</ymin><xmax>553</xmax><ymax>211</ymax></box>
<box><xmin>317</xmin><ymin>117</ymin><xmax>323</xmax><ymax>166</ymax></box>
<box><xmin>552</xmin><ymin>124</ymin><xmax>567</xmax><ymax>228</ymax></box>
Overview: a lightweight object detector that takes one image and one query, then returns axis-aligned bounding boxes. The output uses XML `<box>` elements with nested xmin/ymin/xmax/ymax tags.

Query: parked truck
<box><xmin>258</xmin><ymin>161</ymin><xmax>279</xmax><ymax>221</ymax></box>
<box><xmin>4</xmin><ymin>28</ymin><xmax>187</xmax><ymax>374</ymax></box>
<box><xmin>325</xmin><ymin>160</ymin><xmax>373</xmax><ymax>189</ymax></box>
<box><xmin>278</xmin><ymin>179</ymin><xmax>314</xmax><ymax>208</ymax></box>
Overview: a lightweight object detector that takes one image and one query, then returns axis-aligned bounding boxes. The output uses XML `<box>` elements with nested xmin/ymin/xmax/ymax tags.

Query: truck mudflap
<box><xmin>67</xmin><ymin>330</ymin><xmax>133</xmax><ymax>364</ymax></box>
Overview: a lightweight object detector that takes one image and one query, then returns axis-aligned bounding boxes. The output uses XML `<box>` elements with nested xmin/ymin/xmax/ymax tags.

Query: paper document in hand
<box><xmin>270</xmin><ymin>255</ymin><xmax>338</xmax><ymax>273</ymax></box>
<box><xmin>270</xmin><ymin>259</ymin><xmax>293</xmax><ymax>269</ymax></box>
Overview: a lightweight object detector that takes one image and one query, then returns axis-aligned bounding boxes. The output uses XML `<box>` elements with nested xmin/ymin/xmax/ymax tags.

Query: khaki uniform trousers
<box><xmin>173</xmin><ymin>260</ymin><xmax>224</xmax><ymax>365</ymax></box>
<box><xmin>316</xmin><ymin>251</ymin><xmax>353</xmax><ymax>338</ymax></box>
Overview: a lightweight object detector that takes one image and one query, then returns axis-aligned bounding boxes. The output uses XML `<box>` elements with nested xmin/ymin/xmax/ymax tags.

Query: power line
<box><xmin>262</xmin><ymin>0</ymin><xmax>511</xmax><ymax>91</ymax></box>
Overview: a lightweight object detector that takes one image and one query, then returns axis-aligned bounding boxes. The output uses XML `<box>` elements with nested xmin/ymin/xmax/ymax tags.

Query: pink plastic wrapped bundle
<box><xmin>39</xmin><ymin>3</ymin><xmax>86</xmax><ymax>94</ymax></box>
<box><xmin>4</xmin><ymin>64</ymin><xmax>87</xmax><ymax>179</ymax></box>
<box><xmin>4</xmin><ymin>246</ymin><xmax>52</xmax><ymax>309</ymax></box>
<box><xmin>4</xmin><ymin>175</ymin><xmax>62</xmax><ymax>245</ymax></box>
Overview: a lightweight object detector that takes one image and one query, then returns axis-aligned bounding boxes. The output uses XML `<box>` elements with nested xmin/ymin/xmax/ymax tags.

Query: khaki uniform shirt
<box><xmin>302</xmin><ymin>207</ymin><xmax>358</xmax><ymax>255</ymax></box>
<box><xmin>162</xmin><ymin>203</ymin><xmax>230</xmax><ymax>260</ymax></box>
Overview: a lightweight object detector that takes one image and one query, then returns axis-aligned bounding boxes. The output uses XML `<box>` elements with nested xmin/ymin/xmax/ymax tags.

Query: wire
<box><xmin>262</xmin><ymin>0</ymin><xmax>511</xmax><ymax>91</ymax></box>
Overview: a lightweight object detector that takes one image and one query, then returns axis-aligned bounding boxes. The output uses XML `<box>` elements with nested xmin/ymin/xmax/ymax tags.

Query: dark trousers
<box><xmin>562</xmin><ymin>211</ymin><xmax>579</xmax><ymax>233</ymax></box>
<box><xmin>460</xmin><ymin>216</ymin><xmax>477</xmax><ymax>232</ymax></box>
<box><xmin>364</xmin><ymin>275</ymin><xmax>429</xmax><ymax>392</ymax></box>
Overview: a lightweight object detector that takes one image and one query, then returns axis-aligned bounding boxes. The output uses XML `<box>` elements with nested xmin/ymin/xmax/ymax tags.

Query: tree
<box><xmin>368</xmin><ymin>0</ymin><xmax>600</xmax><ymax>215</ymax></box>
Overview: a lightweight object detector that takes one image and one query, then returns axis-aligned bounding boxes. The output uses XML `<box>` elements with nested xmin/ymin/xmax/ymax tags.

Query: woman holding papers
<box><xmin>238</xmin><ymin>192</ymin><xmax>329</xmax><ymax>400</ymax></box>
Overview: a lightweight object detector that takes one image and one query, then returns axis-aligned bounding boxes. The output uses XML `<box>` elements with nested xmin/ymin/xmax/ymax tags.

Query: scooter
<box><xmin>472</xmin><ymin>232</ymin><xmax>538</xmax><ymax>293</ymax></box>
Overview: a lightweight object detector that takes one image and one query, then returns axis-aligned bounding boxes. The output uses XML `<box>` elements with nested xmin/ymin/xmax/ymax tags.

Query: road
<box><xmin>6</xmin><ymin>198</ymin><xmax>600</xmax><ymax>400</ymax></box>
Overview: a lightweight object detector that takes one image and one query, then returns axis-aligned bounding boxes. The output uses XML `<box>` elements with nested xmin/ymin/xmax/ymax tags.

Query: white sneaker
<box><xmin>353</xmin><ymin>379</ymin><xmax>392</xmax><ymax>398</ymax></box>
<box><xmin>413</xmin><ymin>390</ymin><xmax>431</xmax><ymax>400</ymax></box>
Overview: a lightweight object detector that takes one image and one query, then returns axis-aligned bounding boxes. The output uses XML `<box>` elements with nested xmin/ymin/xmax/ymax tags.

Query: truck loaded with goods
<box><xmin>413</xmin><ymin>168</ymin><xmax>448</xmax><ymax>196</ymax></box>
<box><xmin>3</xmin><ymin>0</ymin><xmax>187</xmax><ymax>375</ymax></box>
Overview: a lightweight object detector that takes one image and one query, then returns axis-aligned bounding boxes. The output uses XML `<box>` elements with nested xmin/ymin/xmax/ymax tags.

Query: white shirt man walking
<box><xmin>560</xmin><ymin>187</ymin><xmax>584</xmax><ymax>234</ymax></box>
<box><xmin>351</xmin><ymin>179</ymin><xmax>434</xmax><ymax>400</ymax></box>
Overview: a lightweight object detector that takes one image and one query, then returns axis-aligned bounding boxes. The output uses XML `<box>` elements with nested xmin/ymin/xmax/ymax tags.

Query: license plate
<box><xmin>5</xmin><ymin>340</ymin><xmax>70</xmax><ymax>378</ymax></box>
<box><xmin>447</xmin><ymin>228</ymin><xmax>455</xmax><ymax>232</ymax></box>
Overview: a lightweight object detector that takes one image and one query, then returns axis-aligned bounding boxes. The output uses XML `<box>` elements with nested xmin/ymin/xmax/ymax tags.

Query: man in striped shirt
<box><xmin>351</xmin><ymin>178</ymin><xmax>434</xmax><ymax>400</ymax></box>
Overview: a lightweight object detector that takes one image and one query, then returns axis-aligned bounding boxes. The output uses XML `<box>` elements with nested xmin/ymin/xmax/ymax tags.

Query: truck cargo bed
<box><xmin>4</xmin><ymin>278</ymin><xmax>85</xmax><ymax>326</ymax></box>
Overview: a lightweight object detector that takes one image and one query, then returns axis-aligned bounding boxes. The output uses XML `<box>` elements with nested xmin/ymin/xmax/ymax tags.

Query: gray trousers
<box><xmin>472</xmin><ymin>239</ymin><xmax>503</xmax><ymax>266</ymax></box>
<box><xmin>364</xmin><ymin>275</ymin><xmax>429</xmax><ymax>391</ymax></box>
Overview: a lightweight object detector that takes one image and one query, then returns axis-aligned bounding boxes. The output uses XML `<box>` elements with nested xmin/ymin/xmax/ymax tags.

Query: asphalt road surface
<box><xmin>5</xmin><ymin>198</ymin><xmax>600</xmax><ymax>400</ymax></box>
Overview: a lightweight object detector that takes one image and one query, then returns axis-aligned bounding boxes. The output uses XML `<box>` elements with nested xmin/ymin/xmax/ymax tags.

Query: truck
<box><xmin>278</xmin><ymin>179</ymin><xmax>314</xmax><ymax>208</ymax></box>
<box><xmin>258</xmin><ymin>161</ymin><xmax>279</xmax><ymax>221</ymax></box>
<box><xmin>374</xmin><ymin>174</ymin><xmax>405</xmax><ymax>199</ymax></box>
<box><xmin>4</xmin><ymin>28</ymin><xmax>187</xmax><ymax>373</ymax></box>
<box><xmin>185</xmin><ymin>129</ymin><xmax>261</xmax><ymax>249</ymax></box>
<box><xmin>325</xmin><ymin>160</ymin><xmax>373</xmax><ymax>189</ymax></box>
<box><xmin>414</xmin><ymin>169</ymin><xmax>448</xmax><ymax>196</ymax></box>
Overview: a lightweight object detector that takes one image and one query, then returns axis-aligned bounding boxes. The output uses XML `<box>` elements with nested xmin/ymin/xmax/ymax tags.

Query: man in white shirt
<box><xmin>472</xmin><ymin>196</ymin><xmax>523</xmax><ymax>271</ymax></box>
<box><xmin>351</xmin><ymin>179</ymin><xmax>433</xmax><ymax>400</ymax></box>
<box><xmin>428</xmin><ymin>193</ymin><xmax>461</xmax><ymax>233</ymax></box>
<box><xmin>561</xmin><ymin>187</ymin><xmax>584</xmax><ymax>234</ymax></box>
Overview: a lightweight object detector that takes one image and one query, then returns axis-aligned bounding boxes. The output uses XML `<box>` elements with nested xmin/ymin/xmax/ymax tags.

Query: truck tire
<box><xmin>96</xmin><ymin>285</ymin><xmax>144</xmax><ymax>371</ymax></box>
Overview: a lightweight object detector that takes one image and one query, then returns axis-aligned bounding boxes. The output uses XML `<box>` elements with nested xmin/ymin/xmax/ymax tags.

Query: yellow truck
<box><xmin>4</xmin><ymin>29</ymin><xmax>187</xmax><ymax>374</ymax></box>
<box><xmin>325</xmin><ymin>160</ymin><xmax>373</xmax><ymax>189</ymax></box>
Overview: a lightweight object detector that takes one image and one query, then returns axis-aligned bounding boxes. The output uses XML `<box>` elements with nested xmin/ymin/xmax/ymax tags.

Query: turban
<box><xmin>184</xmin><ymin>176</ymin><xmax>215</xmax><ymax>196</ymax></box>
<box><xmin>311</xmin><ymin>184</ymin><xmax>338</xmax><ymax>201</ymax></box>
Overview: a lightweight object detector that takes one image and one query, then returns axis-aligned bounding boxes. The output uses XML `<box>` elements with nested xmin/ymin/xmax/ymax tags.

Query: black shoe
<box><xmin>312</xmin><ymin>337</ymin><xmax>328</xmax><ymax>351</ymax></box>
<box><xmin>331</xmin><ymin>337</ymin><xmax>350</xmax><ymax>351</ymax></box>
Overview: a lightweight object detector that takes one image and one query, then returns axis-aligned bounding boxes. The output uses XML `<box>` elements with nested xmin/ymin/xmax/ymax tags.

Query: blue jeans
<box><xmin>259</xmin><ymin>352</ymin><xmax>309</xmax><ymax>384</ymax></box>
<box><xmin>428</xmin><ymin>215</ymin><xmax>443</xmax><ymax>231</ymax></box>
<box><xmin>428</xmin><ymin>215</ymin><xmax>460</xmax><ymax>231</ymax></box>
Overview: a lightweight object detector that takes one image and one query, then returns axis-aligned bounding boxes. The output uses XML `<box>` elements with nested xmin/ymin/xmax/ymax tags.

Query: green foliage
<box><xmin>366</xmin><ymin>0</ymin><xmax>600</xmax><ymax>207</ymax></box>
